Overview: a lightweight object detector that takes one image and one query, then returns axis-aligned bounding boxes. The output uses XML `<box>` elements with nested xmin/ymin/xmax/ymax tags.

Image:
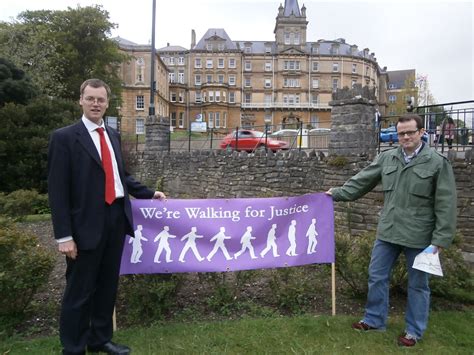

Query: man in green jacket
<box><xmin>327</xmin><ymin>113</ymin><xmax>456</xmax><ymax>347</ymax></box>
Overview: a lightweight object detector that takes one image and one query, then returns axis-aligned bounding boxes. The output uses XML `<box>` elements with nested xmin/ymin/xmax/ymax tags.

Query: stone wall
<box><xmin>130</xmin><ymin>150</ymin><xmax>473</xmax><ymax>263</ymax></box>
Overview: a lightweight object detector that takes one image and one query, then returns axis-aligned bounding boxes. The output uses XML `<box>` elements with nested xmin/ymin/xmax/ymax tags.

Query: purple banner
<box><xmin>120</xmin><ymin>193</ymin><xmax>334</xmax><ymax>274</ymax></box>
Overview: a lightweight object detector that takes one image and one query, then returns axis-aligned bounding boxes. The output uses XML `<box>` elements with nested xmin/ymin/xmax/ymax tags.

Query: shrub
<box><xmin>199</xmin><ymin>270</ymin><xmax>259</xmax><ymax>316</ymax></box>
<box><xmin>0</xmin><ymin>189</ymin><xmax>50</xmax><ymax>219</ymax></box>
<box><xmin>0</xmin><ymin>219</ymin><xmax>55</xmax><ymax>330</ymax></box>
<box><xmin>268</xmin><ymin>265</ymin><xmax>326</xmax><ymax>314</ymax></box>
<box><xmin>118</xmin><ymin>274</ymin><xmax>183</xmax><ymax>325</ymax></box>
<box><xmin>335</xmin><ymin>231</ymin><xmax>473</xmax><ymax>302</ymax></box>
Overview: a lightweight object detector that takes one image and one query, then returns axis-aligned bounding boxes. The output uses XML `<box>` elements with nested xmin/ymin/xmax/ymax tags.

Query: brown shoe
<box><xmin>351</xmin><ymin>320</ymin><xmax>379</xmax><ymax>331</ymax></box>
<box><xmin>398</xmin><ymin>333</ymin><xmax>417</xmax><ymax>347</ymax></box>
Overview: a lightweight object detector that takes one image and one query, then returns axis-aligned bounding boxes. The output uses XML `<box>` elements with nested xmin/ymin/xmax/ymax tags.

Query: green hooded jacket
<box><xmin>331</xmin><ymin>145</ymin><xmax>457</xmax><ymax>249</ymax></box>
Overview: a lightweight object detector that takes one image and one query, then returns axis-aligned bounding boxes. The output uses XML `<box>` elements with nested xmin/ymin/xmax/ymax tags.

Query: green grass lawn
<box><xmin>2</xmin><ymin>311</ymin><xmax>472</xmax><ymax>354</ymax></box>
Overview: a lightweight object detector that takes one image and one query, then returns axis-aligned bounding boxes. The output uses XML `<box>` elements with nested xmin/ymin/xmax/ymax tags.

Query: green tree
<box><xmin>0</xmin><ymin>97</ymin><xmax>79</xmax><ymax>192</ymax></box>
<box><xmin>0</xmin><ymin>58</ymin><xmax>37</xmax><ymax>106</ymax></box>
<box><xmin>0</xmin><ymin>5</ymin><xmax>125</xmax><ymax>109</ymax></box>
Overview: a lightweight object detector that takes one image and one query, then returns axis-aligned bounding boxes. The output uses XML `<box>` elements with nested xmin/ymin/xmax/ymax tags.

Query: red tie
<box><xmin>96</xmin><ymin>128</ymin><xmax>116</xmax><ymax>204</ymax></box>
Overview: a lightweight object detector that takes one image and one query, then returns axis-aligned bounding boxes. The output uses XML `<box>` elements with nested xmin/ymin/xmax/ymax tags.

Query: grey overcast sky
<box><xmin>1</xmin><ymin>0</ymin><xmax>473</xmax><ymax>107</ymax></box>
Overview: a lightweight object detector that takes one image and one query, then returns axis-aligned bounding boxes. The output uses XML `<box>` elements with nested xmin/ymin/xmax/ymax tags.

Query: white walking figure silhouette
<box><xmin>129</xmin><ymin>224</ymin><xmax>148</xmax><ymax>263</ymax></box>
<box><xmin>153</xmin><ymin>226</ymin><xmax>176</xmax><ymax>263</ymax></box>
<box><xmin>306</xmin><ymin>218</ymin><xmax>319</xmax><ymax>254</ymax></box>
<box><xmin>179</xmin><ymin>227</ymin><xmax>205</xmax><ymax>262</ymax></box>
<box><xmin>207</xmin><ymin>227</ymin><xmax>232</xmax><ymax>261</ymax></box>
<box><xmin>234</xmin><ymin>226</ymin><xmax>257</xmax><ymax>259</ymax></box>
<box><xmin>260</xmin><ymin>224</ymin><xmax>279</xmax><ymax>258</ymax></box>
<box><xmin>286</xmin><ymin>220</ymin><xmax>298</xmax><ymax>256</ymax></box>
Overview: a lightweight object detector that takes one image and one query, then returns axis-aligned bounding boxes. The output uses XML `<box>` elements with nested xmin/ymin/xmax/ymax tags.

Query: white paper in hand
<box><xmin>412</xmin><ymin>245</ymin><xmax>443</xmax><ymax>276</ymax></box>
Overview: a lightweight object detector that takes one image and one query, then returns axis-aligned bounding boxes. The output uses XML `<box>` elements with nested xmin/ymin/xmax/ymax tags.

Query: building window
<box><xmin>169</xmin><ymin>57</ymin><xmax>175</xmax><ymax>65</ymax></box>
<box><xmin>244</xmin><ymin>60</ymin><xmax>252</xmax><ymax>71</ymax></box>
<box><xmin>206</xmin><ymin>74</ymin><xmax>213</xmax><ymax>84</ymax></box>
<box><xmin>332</xmin><ymin>63</ymin><xmax>339</xmax><ymax>72</ymax></box>
<box><xmin>178</xmin><ymin>57</ymin><xmax>184</xmax><ymax>65</ymax></box>
<box><xmin>136</xmin><ymin>95</ymin><xmax>145</xmax><ymax>110</ymax></box>
<box><xmin>265</xmin><ymin>61</ymin><xmax>272</xmax><ymax>71</ymax></box>
<box><xmin>215</xmin><ymin>112</ymin><xmax>221</xmax><ymax>127</ymax></box>
<box><xmin>206</xmin><ymin>59</ymin><xmax>213</xmax><ymax>68</ymax></box>
<box><xmin>171</xmin><ymin>112</ymin><xmax>177</xmax><ymax>127</ymax></box>
<box><xmin>223</xmin><ymin>112</ymin><xmax>227</xmax><ymax>127</ymax></box>
<box><xmin>284</xmin><ymin>60</ymin><xmax>300</xmax><ymax>70</ymax></box>
<box><xmin>208</xmin><ymin>91</ymin><xmax>214</xmax><ymax>102</ymax></box>
<box><xmin>284</xmin><ymin>78</ymin><xmax>300</xmax><ymax>87</ymax></box>
<box><xmin>218</xmin><ymin>74</ymin><xmax>224</xmax><ymax>84</ymax></box>
<box><xmin>352</xmin><ymin>63</ymin><xmax>357</xmax><ymax>73</ymax></box>
<box><xmin>284</xmin><ymin>32</ymin><xmax>290</xmax><ymax>45</ymax></box>
<box><xmin>244</xmin><ymin>77</ymin><xmax>251</xmax><ymax>87</ymax></box>
<box><xmin>265</xmin><ymin>46</ymin><xmax>271</xmax><ymax>53</ymax></box>
<box><xmin>264</xmin><ymin>78</ymin><xmax>272</xmax><ymax>88</ymax></box>
<box><xmin>179</xmin><ymin>92</ymin><xmax>184</xmax><ymax>103</ymax></box>
<box><xmin>195</xmin><ymin>75</ymin><xmax>201</xmax><ymax>85</ymax></box>
<box><xmin>206</xmin><ymin>43</ymin><xmax>212</xmax><ymax>51</ymax></box>
<box><xmin>229</xmin><ymin>75</ymin><xmax>236</xmax><ymax>86</ymax></box>
<box><xmin>389</xmin><ymin>95</ymin><xmax>397</xmax><ymax>103</ymax></box>
<box><xmin>169</xmin><ymin>72</ymin><xmax>175</xmax><ymax>83</ymax></box>
<box><xmin>389</xmin><ymin>83</ymin><xmax>396</xmax><ymax>89</ymax></box>
<box><xmin>351</xmin><ymin>79</ymin><xmax>357</xmax><ymax>88</ymax></box>
<box><xmin>194</xmin><ymin>58</ymin><xmax>202</xmax><ymax>68</ymax></box>
<box><xmin>170</xmin><ymin>92</ymin><xmax>177</xmax><ymax>102</ymax></box>
<box><xmin>310</xmin><ymin>114</ymin><xmax>319</xmax><ymax>128</ymax></box>
<box><xmin>215</xmin><ymin>91</ymin><xmax>220</xmax><ymax>102</ymax></box>
<box><xmin>178</xmin><ymin>71</ymin><xmax>184</xmax><ymax>84</ymax></box>
<box><xmin>312</xmin><ymin>61</ymin><xmax>319</xmax><ymax>72</ymax></box>
<box><xmin>178</xmin><ymin>112</ymin><xmax>184</xmax><ymax>128</ymax></box>
<box><xmin>229</xmin><ymin>58</ymin><xmax>236</xmax><ymax>68</ymax></box>
<box><xmin>332</xmin><ymin>78</ymin><xmax>339</xmax><ymax>91</ymax></box>
<box><xmin>208</xmin><ymin>112</ymin><xmax>214</xmax><ymax>128</ymax></box>
<box><xmin>283</xmin><ymin>94</ymin><xmax>300</xmax><ymax>105</ymax></box>
<box><xmin>244</xmin><ymin>93</ymin><xmax>251</xmax><ymax>103</ymax></box>
<box><xmin>365</xmin><ymin>66</ymin><xmax>370</xmax><ymax>76</ymax></box>
<box><xmin>136</xmin><ymin>118</ymin><xmax>145</xmax><ymax>134</ymax></box>
<box><xmin>136</xmin><ymin>57</ymin><xmax>145</xmax><ymax>82</ymax></box>
<box><xmin>264</xmin><ymin>94</ymin><xmax>272</xmax><ymax>106</ymax></box>
<box><xmin>195</xmin><ymin>91</ymin><xmax>202</xmax><ymax>103</ymax></box>
<box><xmin>229</xmin><ymin>92</ymin><xmax>235</xmax><ymax>103</ymax></box>
<box><xmin>312</xmin><ymin>78</ymin><xmax>319</xmax><ymax>89</ymax></box>
<box><xmin>222</xmin><ymin>91</ymin><xmax>226</xmax><ymax>102</ymax></box>
<box><xmin>294</xmin><ymin>32</ymin><xmax>300</xmax><ymax>45</ymax></box>
<box><xmin>218</xmin><ymin>43</ymin><xmax>225</xmax><ymax>51</ymax></box>
<box><xmin>311</xmin><ymin>94</ymin><xmax>319</xmax><ymax>105</ymax></box>
<box><xmin>244</xmin><ymin>46</ymin><xmax>252</xmax><ymax>53</ymax></box>
<box><xmin>218</xmin><ymin>58</ymin><xmax>224</xmax><ymax>68</ymax></box>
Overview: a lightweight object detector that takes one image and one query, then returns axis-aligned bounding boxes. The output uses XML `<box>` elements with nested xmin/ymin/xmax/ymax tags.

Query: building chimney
<box><xmin>191</xmin><ymin>29</ymin><xmax>196</xmax><ymax>49</ymax></box>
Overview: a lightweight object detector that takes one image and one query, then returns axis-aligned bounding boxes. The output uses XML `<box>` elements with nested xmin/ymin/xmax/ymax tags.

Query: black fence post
<box><xmin>235</xmin><ymin>126</ymin><xmax>239</xmax><ymax>151</ymax></box>
<box><xmin>188</xmin><ymin>125</ymin><xmax>192</xmax><ymax>152</ymax></box>
<box><xmin>210</xmin><ymin>128</ymin><xmax>214</xmax><ymax>150</ymax></box>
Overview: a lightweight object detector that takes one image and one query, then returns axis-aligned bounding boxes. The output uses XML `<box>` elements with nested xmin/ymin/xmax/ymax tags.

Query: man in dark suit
<box><xmin>48</xmin><ymin>78</ymin><xmax>165</xmax><ymax>355</ymax></box>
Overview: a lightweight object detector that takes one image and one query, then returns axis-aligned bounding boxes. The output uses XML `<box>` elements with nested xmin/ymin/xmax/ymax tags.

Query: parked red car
<box><xmin>220</xmin><ymin>130</ymin><xmax>289</xmax><ymax>152</ymax></box>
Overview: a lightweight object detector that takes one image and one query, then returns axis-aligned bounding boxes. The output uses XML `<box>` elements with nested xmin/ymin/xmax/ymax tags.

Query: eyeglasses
<box><xmin>83</xmin><ymin>96</ymin><xmax>108</xmax><ymax>104</ymax></box>
<box><xmin>397</xmin><ymin>129</ymin><xmax>419</xmax><ymax>137</ymax></box>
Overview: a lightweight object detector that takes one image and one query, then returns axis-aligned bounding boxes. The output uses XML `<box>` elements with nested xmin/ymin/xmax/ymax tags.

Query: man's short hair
<box><xmin>398</xmin><ymin>114</ymin><xmax>424</xmax><ymax>129</ymax></box>
<box><xmin>80</xmin><ymin>79</ymin><xmax>111</xmax><ymax>98</ymax></box>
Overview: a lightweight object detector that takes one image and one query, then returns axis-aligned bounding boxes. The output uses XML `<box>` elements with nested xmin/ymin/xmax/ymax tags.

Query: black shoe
<box><xmin>88</xmin><ymin>341</ymin><xmax>131</xmax><ymax>354</ymax></box>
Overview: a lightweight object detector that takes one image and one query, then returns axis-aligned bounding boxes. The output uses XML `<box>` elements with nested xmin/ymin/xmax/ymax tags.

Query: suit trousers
<box><xmin>60</xmin><ymin>199</ymin><xmax>125</xmax><ymax>353</ymax></box>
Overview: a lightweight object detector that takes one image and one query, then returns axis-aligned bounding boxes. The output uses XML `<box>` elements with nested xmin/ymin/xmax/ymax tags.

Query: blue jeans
<box><xmin>362</xmin><ymin>239</ymin><xmax>430</xmax><ymax>339</ymax></box>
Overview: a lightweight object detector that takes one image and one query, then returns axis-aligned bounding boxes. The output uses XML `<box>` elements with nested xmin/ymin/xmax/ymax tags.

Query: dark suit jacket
<box><xmin>48</xmin><ymin>120</ymin><xmax>154</xmax><ymax>250</ymax></box>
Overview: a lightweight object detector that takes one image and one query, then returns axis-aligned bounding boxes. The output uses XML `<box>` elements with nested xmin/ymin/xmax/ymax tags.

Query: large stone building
<box><xmin>116</xmin><ymin>0</ymin><xmax>389</xmax><ymax>136</ymax></box>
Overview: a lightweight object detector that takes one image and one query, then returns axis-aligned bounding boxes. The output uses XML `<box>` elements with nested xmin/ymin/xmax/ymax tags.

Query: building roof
<box><xmin>193</xmin><ymin>28</ymin><xmax>238</xmax><ymax>50</ymax></box>
<box><xmin>157</xmin><ymin>44</ymin><xmax>188</xmax><ymax>52</ymax></box>
<box><xmin>387</xmin><ymin>69</ymin><xmax>416</xmax><ymax>90</ymax></box>
<box><xmin>284</xmin><ymin>0</ymin><xmax>302</xmax><ymax>16</ymax></box>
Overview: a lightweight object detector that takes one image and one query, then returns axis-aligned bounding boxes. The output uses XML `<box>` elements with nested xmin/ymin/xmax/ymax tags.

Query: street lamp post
<box><xmin>149</xmin><ymin>0</ymin><xmax>156</xmax><ymax>117</ymax></box>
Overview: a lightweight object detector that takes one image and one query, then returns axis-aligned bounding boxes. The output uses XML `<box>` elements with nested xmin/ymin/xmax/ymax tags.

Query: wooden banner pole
<box><xmin>113</xmin><ymin>307</ymin><xmax>117</xmax><ymax>331</ymax></box>
<box><xmin>331</xmin><ymin>262</ymin><xmax>336</xmax><ymax>316</ymax></box>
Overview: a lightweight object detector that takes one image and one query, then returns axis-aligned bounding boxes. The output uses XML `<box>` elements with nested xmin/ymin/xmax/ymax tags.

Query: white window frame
<box><xmin>136</xmin><ymin>118</ymin><xmax>145</xmax><ymax>134</ymax></box>
<box><xmin>218</xmin><ymin>58</ymin><xmax>225</xmax><ymax>68</ymax></box>
<box><xmin>194</xmin><ymin>58</ymin><xmax>202</xmax><ymax>68</ymax></box>
<box><xmin>229</xmin><ymin>75</ymin><xmax>236</xmax><ymax>86</ymax></box>
<box><xmin>333</xmin><ymin>63</ymin><xmax>339</xmax><ymax>72</ymax></box>
<box><xmin>352</xmin><ymin>63</ymin><xmax>357</xmax><ymax>74</ymax></box>
<box><xmin>265</xmin><ymin>61</ymin><xmax>272</xmax><ymax>71</ymax></box>
<box><xmin>229</xmin><ymin>92</ymin><xmax>235</xmax><ymax>103</ymax></box>
<box><xmin>244</xmin><ymin>60</ymin><xmax>252</xmax><ymax>71</ymax></box>
<box><xmin>244</xmin><ymin>77</ymin><xmax>251</xmax><ymax>87</ymax></box>
<box><xmin>136</xmin><ymin>95</ymin><xmax>145</xmax><ymax>110</ymax></box>
<box><xmin>312</xmin><ymin>78</ymin><xmax>319</xmax><ymax>89</ymax></box>
<box><xmin>229</xmin><ymin>58</ymin><xmax>236</xmax><ymax>68</ymax></box>
<box><xmin>194</xmin><ymin>75</ymin><xmax>201</xmax><ymax>86</ymax></box>
<box><xmin>312</xmin><ymin>61</ymin><xmax>319</xmax><ymax>72</ymax></box>
<box><xmin>206</xmin><ymin>59</ymin><xmax>213</xmax><ymax>69</ymax></box>
<box><xmin>264</xmin><ymin>78</ymin><xmax>272</xmax><ymax>88</ymax></box>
